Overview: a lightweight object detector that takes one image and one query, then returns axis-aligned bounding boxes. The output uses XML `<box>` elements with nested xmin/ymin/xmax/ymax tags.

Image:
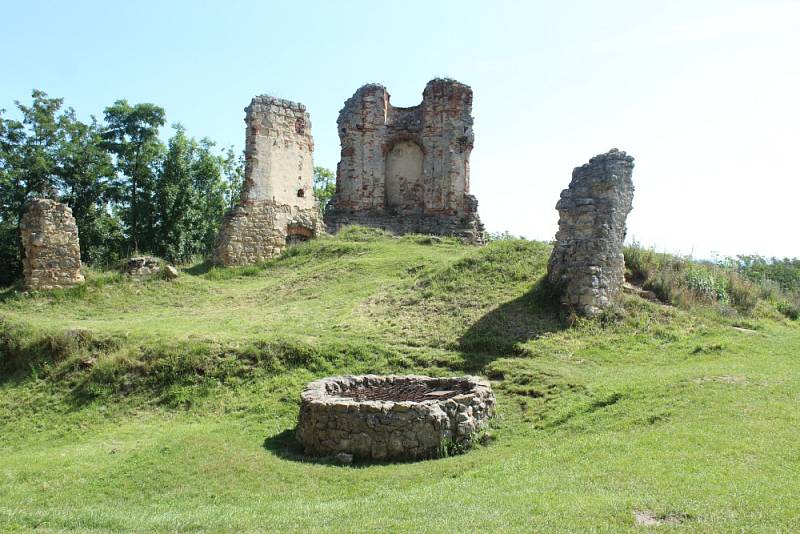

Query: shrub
<box><xmin>624</xmin><ymin>244</ymin><xmax>784</xmax><ymax>315</ymax></box>
<box><xmin>777</xmin><ymin>295</ymin><xmax>800</xmax><ymax>320</ymax></box>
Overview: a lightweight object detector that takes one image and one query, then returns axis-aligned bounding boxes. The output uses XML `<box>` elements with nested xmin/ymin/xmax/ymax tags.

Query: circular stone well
<box><xmin>296</xmin><ymin>375</ymin><xmax>495</xmax><ymax>461</ymax></box>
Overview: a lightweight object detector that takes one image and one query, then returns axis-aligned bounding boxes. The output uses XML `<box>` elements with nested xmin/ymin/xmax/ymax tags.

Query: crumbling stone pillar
<box><xmin>324</xmin><ymin>78</ymin><xmax>484</xmax><ymax>243</ymax></box>
<box><xmin>547</xmin><ymin>149</ymin><xmax>635</xmax><ymax>316</ymax></box>
<box><xmin>213</xmin><ymin>96</ymin><xmax>324</xmax><ymax>266</ymax></box>
<box><xmin>20</xmin><ymin>199</ymin><xmax>84</xmax><ymax>290</ymax></box>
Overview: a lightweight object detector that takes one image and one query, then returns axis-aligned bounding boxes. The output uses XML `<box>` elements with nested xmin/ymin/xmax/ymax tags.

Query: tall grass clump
<box><xmin>624</xmin><ymin>243</ymin><xmax>797</xmax><ymax>317</ymax></box>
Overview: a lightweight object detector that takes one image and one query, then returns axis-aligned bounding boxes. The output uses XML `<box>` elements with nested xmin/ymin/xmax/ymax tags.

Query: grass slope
<box><xmin>1</xmin><ymin>228</ymin><xmax>799</xmax><ymax>532</ymax></box>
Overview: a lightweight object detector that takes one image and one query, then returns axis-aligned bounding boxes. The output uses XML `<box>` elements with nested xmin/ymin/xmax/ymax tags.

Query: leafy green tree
<box><xmin>0</xmin><ymin>108</ymin><xmax>26</xmax><ymax>283</ymax></box>
<box><xmin>154</xmin><ymin>126</ymin><xmax>229</xmax><ymax>263</ymax></box>
<box><xmin>0</xmin><ymin>90</ymin><xmax>76</xmax><ymax>282</ymax></box>
<box><xmin>154</xmin><ymin>125</ymin><xmax>194</xmax><ymax>261</ymax></box>
<box><xmin>58</xmin><ymin>110</ymin><xmax>118</xmax><ymax>264</ymax></box>
<box><xmin>1</xmin><ymin>90</ymin><xmax>246</xmax><ymax>283</ymax></box>
<box><xmin>102</xmin><ymin>100</ymin><xmax>166</xmax><ymax>254</ymax></box>
<box><xmin>313</xmin><ymin>166</ymin><xmax>336</xmax><ymax>213</ymax></box>
<box><xmin>221</xmin><ymin>147</ymin><xmax>244</xmax><ymax>210</ymax></box>
<box><xmin>192</xmin><ymin>139</ymin><xmax>229</xmax><ymax>255</ymax></box>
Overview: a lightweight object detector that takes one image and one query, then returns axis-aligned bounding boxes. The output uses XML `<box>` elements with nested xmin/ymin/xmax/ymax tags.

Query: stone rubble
<box><xmin>547</xmin><ymin>149</ymin><xmax>635</xmax><ymax>316</ymax></box>
<box><xmin>296</xmin><ymin>375</ymin><xmax>495</xmax><ymax>461</ymax></box>
<box><xmin>20</xmin><ymin>199</ymin><xmax>84</xmax><ymax>290</ymax></box>
<box><xmin>325</xmin><ymin>79</ymin><xmax>484</xmax><ymax>243</ymax></box>
<box><xmin>121</xmin><ymin>256</ymin><xmax>161</xmax><ymax>278</ymax></box>
<box><xmin>213</xmin><ymin>96</ymin><xmax>324</xmax><ymax>266</ymax></box>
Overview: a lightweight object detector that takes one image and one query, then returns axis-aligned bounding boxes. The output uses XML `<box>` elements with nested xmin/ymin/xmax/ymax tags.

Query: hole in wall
<box><xmin>286</xmin><ymin>225</ymin><xmax>314</xmax><ymax>246</ymax></box>
<box><xmin>297</xmin><ymin>189</ymin><xmax>305</xmax><ymax>198</ymax></box>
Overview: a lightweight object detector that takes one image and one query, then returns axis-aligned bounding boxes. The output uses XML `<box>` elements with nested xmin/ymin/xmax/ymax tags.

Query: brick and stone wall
<box><xmin>20</xmin><ymin>199</ymin><xmax>84</xmax><ymax>290</ymax></box>
<box><xmin>547</xmin><ymin>149</ymin><xmax>635</xmax><ymax>316</ymax></box>
<box><xmin>213</xmin><ymin>96</ymin><xmax>323</xmax><ymax>265</ymax></box>
<box><xmin>325</xmin><ymin>79</ymin><xmax>484</xmax><ymax>244</ymax></box>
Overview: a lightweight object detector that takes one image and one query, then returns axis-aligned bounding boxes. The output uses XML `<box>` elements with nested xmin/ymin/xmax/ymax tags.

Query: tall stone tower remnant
<box><xmin>213</xmin><ymin>96</ymin><xmax>324</xmax><ymax>266</ymax></box>
<box><xmin>324</xmin><ymin>78</ymin><xmax>484</xmax><ymax>243</ymax></box>
<box><xmin>547</xmin><ymin>149</ymin><xmax>635</xmax><ymax>316</ymax></box>
<box><xmin>20</xmin><ymin>198</ymin><xmax>84</xmax><ymax>290</ymax></box>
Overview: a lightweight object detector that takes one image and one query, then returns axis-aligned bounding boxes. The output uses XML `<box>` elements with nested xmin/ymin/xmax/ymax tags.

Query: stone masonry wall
<box><xmin>547</xmin><ymin>149</ymin><xmax>635</xmax><ymax>316</ymax></box>
<box><xmin>325</xmin><ymin>79</ymin><xmax>484</xmax><ymax>243</ymax></box>
<box><xmin>297</xmin><ymin>375</ymin><xmax>495</xmax><ymax>461</ymax></box>
<box><xmin>20</xmin><ymin>199</ymin><xmax>84</xmax><ymax>290</ymax></box>
<box><xmin>213</xmin><ymin>96</ymin><xmax>323</xmax><ymax>265</ymax></box>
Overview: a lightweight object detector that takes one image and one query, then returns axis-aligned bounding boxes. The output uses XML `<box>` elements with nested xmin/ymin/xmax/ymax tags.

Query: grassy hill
<box><xmin>1</xmin><ymin>227</ymin><xmax>799</xmax><ymax>532</ymax></box>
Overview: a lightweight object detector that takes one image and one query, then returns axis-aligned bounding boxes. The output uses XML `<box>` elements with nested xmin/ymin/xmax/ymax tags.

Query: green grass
<box><xmin>1</xmin><ymin>228</ymin><xmax>799</xmax><ymax>532</ymax></box>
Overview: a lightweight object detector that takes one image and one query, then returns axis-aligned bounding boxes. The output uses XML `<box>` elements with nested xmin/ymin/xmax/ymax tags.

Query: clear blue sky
<box><xmin>3</xmin><ymin>0</ymin><xmax>799</xmax><ymax>258</ymax></box>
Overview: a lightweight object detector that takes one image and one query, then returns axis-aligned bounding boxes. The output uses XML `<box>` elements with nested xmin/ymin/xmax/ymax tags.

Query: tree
<box><xmin>57</xmin><ymin>111</ymin><xmax>119</xmax><ymax>265</ymax></box>
<box><xmin>0</xmin><ymin>89</ymin><xmax>246</xmax><ymax>283</ymax></box>
<box><xmin>154</xmin><ymin>125</ymin><xmax>195</xmax><ymax>261</ymax></box>
<box><xmin>154</xmin><ymin>127</ymin><xmax>229</xmax><ymax>263</ymax></box>
<box><xmin>221</xmin><ymin>146</ymin><xmax>244</xmax><ymax>210</ymax></box>
<box><xmin>0</xmin><ymin>90</ymin><xmax>75</xmax><ymax>282</ymax></box>
<box><xmin>191</xmin><ymin>139</ymin><xmax>229</xmax><ymax>255</ymax></box>
<box><xmin>313</xmin><ymin>166</ymin><xmax>336</xmax><ymax>213</ymax></box>
<box><xmin>102</xmin><ymin>100</ymin><xmax>166</xmax><ymax>254</ymax></box>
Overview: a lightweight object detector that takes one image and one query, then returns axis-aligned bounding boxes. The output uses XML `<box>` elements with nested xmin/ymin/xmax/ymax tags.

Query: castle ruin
<box><xmin>547</xmin><ymin>149</ymin><xmax>635</xmax><ymax>316</ymax></box>
<box><xmin>324</xmin><ymin>79</ymin><xmax>484</xmax><ymax>243</ymax></box>
<box><xmin>213</xmin><ymin>96</ymin><xmax>324</xmax><ymax>266</ymax></box>
<box><xmin>20</xmin><ymin>199</ymin><xmax>84</xmax><ymax>290</ymax></box>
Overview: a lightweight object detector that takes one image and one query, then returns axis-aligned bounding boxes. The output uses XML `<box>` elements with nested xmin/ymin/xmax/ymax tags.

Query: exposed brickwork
<box><xmin>20</xmin><ymin>199</ymin><xmax>84</xmax><ymax>290</ymax></box>
<box><xmin>213</xmin><ymin>96</ymin><xmax>323</xmax><ymax>265</ymax></box>
<box><xmin>325</xmin><ymin>79</ymin><xmax>484</xmax><ymax>243</ymax></box>
<box><xmin>547</xmin><ymin>149</ymin><xmax>635</xmax><ymax>316</ymax></box>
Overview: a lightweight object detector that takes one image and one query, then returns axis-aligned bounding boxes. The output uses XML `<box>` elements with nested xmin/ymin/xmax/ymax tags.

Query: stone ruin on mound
<box><xmin>213</xmin><ymin>96</ymin><xmax>324</xmax><ymax>266</ymax></box>
<box><xmin>324</xmin><ymin>79</ymin><xmax>484</xmax><ymax>244</ymax></box>
<box><xmin>547</xmin><ymin>149</ymin><xmax>635</xmax><ymax>316</ymax></box>
<box><xmin>20</xmin><ymin>198</ymin><xmax>84</xmax><ymax>290</ymax></box>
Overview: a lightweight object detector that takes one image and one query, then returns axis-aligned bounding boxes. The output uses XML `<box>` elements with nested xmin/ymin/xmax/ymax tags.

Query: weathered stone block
<box><xmin>20</xmin><ymin>199</ymin><xmax>84</xmax><ymax>290</ymax></box>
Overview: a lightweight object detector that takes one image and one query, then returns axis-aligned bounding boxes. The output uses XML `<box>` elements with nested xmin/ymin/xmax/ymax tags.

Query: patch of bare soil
<box><xmin>634</xmin><ymin>510</ymin><xmax>688</xmax><ymax>526</ymax></box>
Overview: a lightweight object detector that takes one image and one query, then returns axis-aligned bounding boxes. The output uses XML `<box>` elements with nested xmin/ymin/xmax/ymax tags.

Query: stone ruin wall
<box><xmin>213</xmin><ymin>96</ymin><xmax>323</xmax><ymax>266</ymax></box>
<box><xmin>324</xmin><ymin>79</ymin><xmax>484</xmax><ymax>243</ymax></box>
<box><xmin>547</xmin><ymin>149</ymin><xmax>635</xmax><ymax>316</ymax></box>
<box><xmin>20</xmin><ymin>199</ymin><xmax>84</xmax><ymax>290</ymax></box>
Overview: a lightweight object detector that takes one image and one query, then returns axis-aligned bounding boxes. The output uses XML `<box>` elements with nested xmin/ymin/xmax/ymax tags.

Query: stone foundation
<box><xmin>213</xmin><ymin>95</ymin><xmax>323</xmax><ymax>265</ymax></box>
<box><xmin>324</xmin><ymin>210</ymin><xmax>484</xmax><ymax>243</ymax></box>
<box><xmin>297</xmin><ymin>375</ymin><xmax>495</xmax><ymax>461</ymax></box>
<box><xmin>214</xmin><ymin>202</ymin><xmax>323</xmax><ymax>265</ymax></box>
<box><xmin>20</xmin><ymin>199</ymin><xmax>84</xmax><ymax>290</ymax></box>
<box><xmin>547</xmin><ymin>149</ymin><xmax>635</xmax><ymax>316</ymax></box>
<box><xmin>325</xmin><ymin>79</ymin><xmax>484</xmax><ymax>244</ymax></box>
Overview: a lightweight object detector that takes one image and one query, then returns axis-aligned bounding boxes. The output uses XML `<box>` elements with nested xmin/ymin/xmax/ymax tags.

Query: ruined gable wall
<box><xmin>420</xmin><ymin>79</ymin><xmax>473</xmax><ymax>214</ymax></box>
<box><xmin>213</xmin><ymin>96</ymin><xmax>323</xmax><ymax>266</ymax></box>
<box><xmin>333</xmin><ymin>84</ymin><xmax>390</xmax><ymax>212</ymax></box>
<box><xmin>547</xmin><ymin>149</ymin><xmax>635</xmax><ymax>316</ymax></box>
<box><xmin>326</xmin><ymin>79</ymin><xmax>483</xmax><ymax>243</ymax></box>
<box><xmin>21</xmin><ymin>199</ymin><xmax>84</xmax><ymax>290</ymax></box>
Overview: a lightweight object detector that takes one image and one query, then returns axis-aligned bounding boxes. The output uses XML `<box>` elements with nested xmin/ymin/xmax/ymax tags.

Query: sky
<box><xmin>2</xmin><ymin>0</ymin><xmax>799</xmax><ymax>259</ymax></box>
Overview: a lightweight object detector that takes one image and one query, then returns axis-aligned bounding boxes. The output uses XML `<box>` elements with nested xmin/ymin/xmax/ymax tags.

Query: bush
<box><xmin>624</xmin><ymin>243</ymin><xmax>793</xmax><ymax>316</ymax></box>
<box><xmin>777</xmin><ymin>295</ymin><xmax>800</xmax><ymax>320</ymax></box>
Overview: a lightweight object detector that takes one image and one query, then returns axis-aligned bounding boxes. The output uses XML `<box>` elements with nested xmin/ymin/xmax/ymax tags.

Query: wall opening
<box><xmin>385</xmin><ymin>140</ymin><xmax>423</xmax><ymax>210</ymax></box>
<box><xmin>286</xmin><ymin>225</ymin><xmax>314</xmax><ymax>246</ymax></box>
